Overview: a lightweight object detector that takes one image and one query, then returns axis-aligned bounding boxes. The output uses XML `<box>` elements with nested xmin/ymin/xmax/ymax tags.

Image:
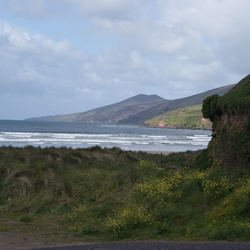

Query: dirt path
<box><xmin>0</xmin><ymin>231</ymin><xmax>92</xmax><ymax>249</ymax></box>
<box><xmin>0</xmin><ymin>217</ymin><xmax>91</xmax><ymax>249</ymax></box>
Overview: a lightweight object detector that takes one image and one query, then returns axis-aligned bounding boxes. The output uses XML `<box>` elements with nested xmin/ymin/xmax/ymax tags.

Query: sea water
<box><xmin>0</xmin><ymin>120</ymin><xmax>212</xmax><ymax>152</ymax></box>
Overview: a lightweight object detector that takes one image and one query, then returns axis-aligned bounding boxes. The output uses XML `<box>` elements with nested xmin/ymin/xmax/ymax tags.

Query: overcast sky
<box><xmin>0</xmin><ymin>0</ymin><xmax>249</xmax><ymax>120</ymax></box>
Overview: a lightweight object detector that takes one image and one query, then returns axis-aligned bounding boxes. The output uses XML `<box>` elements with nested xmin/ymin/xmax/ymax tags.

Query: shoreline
<box><xmin>143</xmin><ymin>124</ymin><xmax>212</xmax><ymax>131</ymax></box>
<box><xmin>132</xmin><ymin>150</ymin><xmax>175</xmax><ymax>155</ymax></box>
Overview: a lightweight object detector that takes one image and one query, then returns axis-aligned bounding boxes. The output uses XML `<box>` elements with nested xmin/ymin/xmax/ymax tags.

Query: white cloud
<box><xmin>0</xmin><ymin>22</ymin><xmax>84</xmax><ymax>97</ymax></box>
<box><xmin>0</xmin><ymin>0</ymin><xmax>249</xmax><ymax>119</ymax></box>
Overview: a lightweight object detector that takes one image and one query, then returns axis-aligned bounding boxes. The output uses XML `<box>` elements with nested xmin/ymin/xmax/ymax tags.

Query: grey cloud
<box><xmin>1</xmin><ymin>0</ymin><xmax>140</xmax><ymax>21</ymax></box>
<box><xmin>0</xmin><ymin>0</ymin><xmax>249</xmax><ymax>119</ymax></box>
<box><xmin>0</xmin><ymin>22</ymin><xmax>85</xmax><ymax>97</ymax></box>
<box><xmin>63</xmin><ymin>0</ymin><xmax>137</xmax><ymax>20</ymax></box>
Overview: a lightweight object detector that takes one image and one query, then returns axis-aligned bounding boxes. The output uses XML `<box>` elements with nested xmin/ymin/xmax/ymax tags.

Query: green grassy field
<box><xmin>0</xmin><ymin>146</ymin><xmax>249</xmax><ymax>242</ymax></box>
<box><xmin>145</xmin><ymin>105</ymin><xmax>212</xmax><ymax>129</ymax></box>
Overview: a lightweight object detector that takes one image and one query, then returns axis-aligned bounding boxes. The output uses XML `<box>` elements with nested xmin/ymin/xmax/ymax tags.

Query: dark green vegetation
<box><xmin>145</xmin><ymin>104</ymin><xmax>212</xmax><ymax>129</ymax></box>
<box><xmin>202</xmin><ymin>95</ymin><xmax>221</xmax><ymax>123</ymax></box>
<box><xmin>0</xmin><ymin>146</ymin><xmax>249</xmax><ymax>242</ymax></box>
<box><xmin>202</xmin><ymin>75</ymin><xmax>250</xmax><ymax>168</ymax></box>
<box><xmin>26</xmin><ymin>84</ymin><xmax>234</xmax><ymax>126</ymax></box>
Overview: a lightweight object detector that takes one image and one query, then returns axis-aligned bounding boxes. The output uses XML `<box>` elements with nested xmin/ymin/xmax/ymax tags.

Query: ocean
<box><xmin>0</xmin><ymin>120</ymin><xmax>212</xmax><ymax>152</ymax></box>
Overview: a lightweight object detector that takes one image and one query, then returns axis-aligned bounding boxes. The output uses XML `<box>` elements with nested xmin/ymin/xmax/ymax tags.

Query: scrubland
<box><xmin>0</xmin><ymin>146</ymin><xmax>249</xmax><ymax>242</ymax></box>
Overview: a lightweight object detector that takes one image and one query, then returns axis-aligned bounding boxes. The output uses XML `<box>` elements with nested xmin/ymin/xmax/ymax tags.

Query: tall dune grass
<box><xmin>0</xmin><ymin>146</ymin><xmax>249</xmax><ymax>241</ymax></box>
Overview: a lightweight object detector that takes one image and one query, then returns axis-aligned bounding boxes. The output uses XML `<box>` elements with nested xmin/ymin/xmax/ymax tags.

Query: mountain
<box><xmin>120</xmin><ymin>84</ymin><xmax>235</xmax><ymax>124</ymax></box>
<box><xmin>26</xmin><ymin>84</ymin><xmax>235</xmax><ymax>124</ymax></box>
<box><xmin>26</xmin><ymin>94</ymin><xmax>166</xmax><ymax>123</ymax></box>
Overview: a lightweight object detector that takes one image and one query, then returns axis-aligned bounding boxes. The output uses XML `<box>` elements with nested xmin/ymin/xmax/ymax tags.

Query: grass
<box><xmin>145</xmin><ymin>105</ymin><xmax>212</xmax><ymax>129</ymax></box>
<box><xmin>203</xmin><ymin>75</ymin><xmax>250</xmax><ymax>169</ymax></box>
<box><xmin>0</xmin><ymin>146</ymin><xmax>249</xmax><ymax>242</ymax></box>
<box><xmin>217</xmin><ymin>74</ymin><xmax>250</xmax><ymax>113</ymax></box>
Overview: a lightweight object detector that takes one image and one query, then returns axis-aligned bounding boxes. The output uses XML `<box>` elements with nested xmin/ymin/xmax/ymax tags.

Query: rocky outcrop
<box><xmin>210</xmin><ymin>112</ymin><xmax>249</xmax><ymax>167</ymax></box>
<box><xmin>200</xmin><ymin>118</ymin><xmax>212</xmax><ymax>128</ymax></box>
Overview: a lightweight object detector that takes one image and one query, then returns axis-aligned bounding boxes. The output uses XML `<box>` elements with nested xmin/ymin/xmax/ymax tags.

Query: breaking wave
<box><xmin>0</xmin><ymin>121</ymin><xmax>212</xmax><ymax>152</ymax></box>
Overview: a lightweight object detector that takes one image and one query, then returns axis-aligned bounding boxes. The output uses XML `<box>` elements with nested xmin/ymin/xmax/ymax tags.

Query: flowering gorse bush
<box><xmin>202</xmin><ymin>176</ymin><xmax>233</xmax><ymax>199</ymax></box>
<box><xmin>107</xmin><ymin>204</ymin><xmax>156</xmax><ymax>232</ymax></box>
<box><xmin>134</xmin><ymin>172</ymin><xmax>183</xmax><ymax>207</ymax></box>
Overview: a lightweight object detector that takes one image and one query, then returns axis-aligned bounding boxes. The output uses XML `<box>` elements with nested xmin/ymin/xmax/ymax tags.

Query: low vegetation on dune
<box><xmin>0</xmin><ymin>146</ymin><xmax>249</xmax><ymax>242</ymax></box>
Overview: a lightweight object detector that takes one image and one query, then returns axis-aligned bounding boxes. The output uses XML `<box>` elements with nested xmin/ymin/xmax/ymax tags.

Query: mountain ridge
<box><xmin>26</xmin><ymin>84</ymin><xmax>235</xmax><ymax>124</ymax></box>
<box><xmin>26</xmin><ymin>94</ymin><xmax>166</xmax><ymax>123</ymax></box>
<box><xmin>120</xmin><ymin>84</ymin><xmax>235</xmax><ymax>124</ymax></box>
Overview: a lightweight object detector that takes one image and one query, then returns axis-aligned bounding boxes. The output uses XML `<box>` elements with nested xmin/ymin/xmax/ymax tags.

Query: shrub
<box><xmin>1</xmin><ymin>146</ymin><xmax>250</xmax><ymax>241</ymax></box>
<box><xmin>107</xmin><ymin>204</ymin><xmax>156</xmax><ymax>233</ymax></box>
<box><xmin>202</xmin><ymin>95</ymin><xmax>222</xmax><ymax>122</ymax></box>
<box><xmin>208</xmin><ymin>219</ymin><xmax>250</xmax><ymax>241</ymax></box>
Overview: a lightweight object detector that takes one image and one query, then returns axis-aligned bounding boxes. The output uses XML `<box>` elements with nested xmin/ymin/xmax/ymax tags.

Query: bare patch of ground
<box><xmin>0</xmin><ymin>217</ymin><xmax>93</xmax><ymax>249</ymax></box>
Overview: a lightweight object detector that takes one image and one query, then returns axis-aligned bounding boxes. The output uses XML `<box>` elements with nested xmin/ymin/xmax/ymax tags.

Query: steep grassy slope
<box><xmin>203</xmin><ymin>75</ymin><xmax>250</xmax><ymax>168</ymax></box>
<box><xmin>121</xmin><ymin>84</ymin><xmax>235</xmax><ymax>124</ymax></box>
<box><xmin>26</xmin><ymin>94</ymin><xmax>166</xmax><ymax>123</ymax></box>
<box><xmin>145</xmin><ymin>105</ymin><xmax>212</xmax><ymax>129</ymax></box>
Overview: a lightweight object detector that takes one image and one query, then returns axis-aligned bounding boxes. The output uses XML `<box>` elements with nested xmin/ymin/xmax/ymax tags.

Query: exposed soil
<box><xmin>0</xmin><ymin>217</ymin><xmax>92</xmax><ymax>249</ymax></box>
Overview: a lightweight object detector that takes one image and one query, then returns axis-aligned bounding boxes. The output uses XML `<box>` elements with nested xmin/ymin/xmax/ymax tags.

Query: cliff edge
<box><xmin>202</xmin><ymin>75</ymin><xmax>250</xmax><ymax>168</ymax></box>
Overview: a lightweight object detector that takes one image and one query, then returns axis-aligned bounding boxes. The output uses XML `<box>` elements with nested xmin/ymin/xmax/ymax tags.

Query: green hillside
<box><xmin>145</xmin><ymin>105</ymin><xmax>212</xmax><ymax>129</ymax></box>
<box><xmin>217</xmin><ymin>75</ymin><xmax>250</xmax><ymax>113</ymax></box>
<box><xmin>202</xmin><ymin>74</ymin><xmax>250</xmax><ymax>168</ymax></box>
<box><xmin>121</xmin><ymin>84</ymin><xmax>235</xmax><ymax>124</ymax></box>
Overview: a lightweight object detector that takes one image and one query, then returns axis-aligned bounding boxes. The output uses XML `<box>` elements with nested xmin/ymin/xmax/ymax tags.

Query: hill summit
<box><xmin>26</xmin><ymin>85</ymin><xmax>234</xmax><ymax>125</ymax></box>
<box><xmin>26</xmin><ymin>94</ymin><xmax>166</xmax><ymax>123</ymax></box>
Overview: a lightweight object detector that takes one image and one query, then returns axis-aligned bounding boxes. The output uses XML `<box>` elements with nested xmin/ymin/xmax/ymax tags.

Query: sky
<box><xmin>0</xmin><ymin>0</ymin><xmax>249</xmax><ymax>120</ymax></box>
